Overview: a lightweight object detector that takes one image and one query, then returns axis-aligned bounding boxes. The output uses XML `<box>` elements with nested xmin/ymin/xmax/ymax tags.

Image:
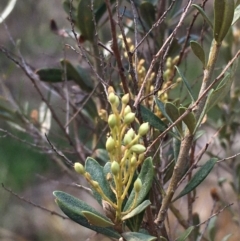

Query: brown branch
<box><xmin>134</xmin><ymin>0</ymin><xmax>193</xmax><ymax>108</ymax></box>
<box><xmin>105</xmin><ymin>0</ymin><xmax>130</xmax><ymax>95</ymax></box>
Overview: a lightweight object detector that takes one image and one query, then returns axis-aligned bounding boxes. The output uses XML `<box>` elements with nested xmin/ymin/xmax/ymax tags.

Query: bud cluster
<box><xmin>105</xmin><ymin>87</ymin><xmax>149</xmax><ymax>219</ymax></box>
<box><xmin>75</xmin><ymin>86</ymin><xmax>150</xmax><ymax>222</ymax></box>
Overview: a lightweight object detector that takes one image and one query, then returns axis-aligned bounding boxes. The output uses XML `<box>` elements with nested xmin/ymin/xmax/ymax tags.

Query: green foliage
<box><xmin>53</xmin><ymin>191</ymin><xmax>120</xmax><ymax>238</ymax></box>
<box><xmin>175</xmin><ymin>226</ymin><xmax>195</xmax><ymax>241</ymax></box>
<box><xmin>173</xmin><ymin>158</ymin><xmax>218</xmax><ymax>202</ymax></box>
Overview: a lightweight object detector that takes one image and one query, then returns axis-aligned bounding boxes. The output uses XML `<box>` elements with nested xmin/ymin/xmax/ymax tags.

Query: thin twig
<box><xmin>146</xmin><ymin>49</ymin><xmax>240</xmax><ymax>154</ymax></box>
<box><xmin>105</xmin><ymin>0</ymin><xmax>130</xmax><ymax>94</ymax></box>
<box><xmin>1</xmin><ymin>183</ymin><xmax>71</xmax><ymax>221</ymax></box>
<box><xmin>134</xmin><ymin>0</ymin><xmax>193</xmax><ymax>108</ymax></box>
<box><xmin>45</xmin><ymin>134</ymin><xmax>74</xmax><ymax>166</ymax></box>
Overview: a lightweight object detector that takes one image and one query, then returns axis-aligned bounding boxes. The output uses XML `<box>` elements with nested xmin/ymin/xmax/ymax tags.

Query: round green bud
<box><xmin>123</xmin><ymin>105</ymin><xmax>131</xmax><ymax>116</ymax></box>
<box><xmin>108</xmin><ymin>114</ymin><xmax>117</xmax><ymax>128</ymax></box>
<box><xmin>134</xmin><ymin>178</ymin><xmax>142</xmax><ymax>193</ymax></box>
<box><xmin>138</xmin><ymin>122</ymin><xmax>149</xmax><ymax>136</ymax></box>
<box><xmin>122</xmin><ymin>93</ymin><xmax>130</xmax><ymax>104</ymax></box>
<box><xmin>114</xmin><ymin>95</ymin><xmax>120</xmax><ymax>108</ymax></box>
<box><xmin>130</xmin><ymin>144</ymin><xmax>146</xmax><ymax>154</ymax></box>
<box><xmin>111</xmin><ymin>161</ymin><xmax>120</xmax><ymax>176</ymax></box>
<box><xmin>173</xmin><ymin>55</ymin><xmax>180</xmax><ymax>65</ymax></box>
<box><xmin>74</xmin><ymin>162</ymin><xmax>85</xmax><ymax>175</ymax></box>
<box><xmin>106</xmin><ymin>136</ymin><xmax>115</xmax><ymax>152</ymax></box>
<box><xmin>130</xmin><ymin>156</ymin><xmax>137</xmax><ymax>167</ymax></box>
<box><xmin>127</xmin><ymin>128</ymin><xmax>135</xmax><ymax>139</ymax></box>
<box><xmin>108</xmin><ymin>92</ymin><xmax>117</xmax><ymax>104</ymax></box>
<box><xmin>163</xmin><ymin>69</ymin><xmax>171</xmax><ymax>80</ymax></box>
<box><xmin>139</xmin><ymin>153</ymin><xmax>145</xmax><ymax>162</ymax></box>
<box><xmin>124</xmin><ymin>112</ymin><xmax>135</xmax><ymax>125</ymax></box>
<box><xmin>123</xmin><ymin>133</ymin><xmax>132</xmax><ymax>145</ymax></box>
<box><xmin>166</xmin><ymin>57</ymin><xmax>172</xmax><ymax>68</ymax></box>
<box><xmin>92</xmin><ymin>180</ymin><xmax>100</xmax><ymax>189</ymax></box>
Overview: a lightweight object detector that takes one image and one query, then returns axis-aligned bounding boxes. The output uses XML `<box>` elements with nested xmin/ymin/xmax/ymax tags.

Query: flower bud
<box><xmin>114</xmin><ymin>95</ymin><xmax>120</xmax><ymax>108</ymax></box>
<box><xmin>130</xmin><ymin>156</ymin><xmax>137</xmax><ymax>167</ymax></box>
<box><xmin>124</xmin><ymin>105</ymin><xmax>131</xmax><ymax>116</ymax></box>
<box><xmin>92</xmin><ymin>180</ymin><xmax>100</xmax><ymax>189</ymax></box>
<box><xmin>123</xmin><ymin>133</ymin><xmax>132</xmax><ymax>145</ymax></box>
<box><xmin>108</xmin><ymin>86</ymin><xmax>115</xmax><ymax>94</ymax></box>
<box><xmin>108</xmin><ymin>92</ymin><xmax>117</xmax><ymax>104</ymax></box>
<box><xmin>176</xmin><ymin>77</ymin><xmax>182</xmax><ymax>83</ymax></box>
<box><xmin>130</xmin><ymin>144</ymin><xmax>146</xmax><ymax>154</ymax></box>
<box><xmin>85</xmin><ymin>172</ymin><xmax>92</xmax><ymax>180</ymax></box>
<box><xmin>122</xmin><ymin>93</ymin><xmax>130</xmax><ymax>105</ymax></box>
<box><xmin>124</xmin><ymin>112</ymin><xmax>135</xmax><ymax>125</ymax></box>
<box><xmin>166</xmin><ymin>57</ymin><xmax>172</xmax><ymax>68</ymax></box>
<box><xmin>74</xmin><ymin>162</ymin><xmax>85</xmax><ymax>175</ymax></box>
<box><xmin>134</xmin><ymin>178</ymin><xmax>142</xmax><ymax>193</ymax></box>
<box><xmin>138</xmin><ymin>122</ymin><xmax>149</xmax><ymax>136</ymax></box>
<box><xmin>163</xmin><ymin>69</ymin><xmax>171</xmax><ymax>80</ymax></box>
<box><xmin>111</xmin><ymin>161</ymin><xmax>120</xmax><ymax>176</ymax></box>
<box><xmin>108</xmin><ymin>114</ymin><xmax>117</xmax><ymax>128</ymax></box>
<box><xmin>106</xmin><ymin>136</ymin><xmax>115</xmax><ymax>152</ymax></box>
<box><xmin>173</xmin><ymin>55</ymin><xmax>180</xmax><ymax>65</ymax></box>
<box><xmin>138</xmin><ymin>153</ymin><xmax>145</xmax><ymax>162</ymax></box>
<box><xmin>98</xmin><ymin>109</ymin><xmax>108</xmax><ymax>122</ymax></box>
<box><xmin>127</xmin><ymin>128</ymin><xmax>135</xmax><ymax>139</ymax></box>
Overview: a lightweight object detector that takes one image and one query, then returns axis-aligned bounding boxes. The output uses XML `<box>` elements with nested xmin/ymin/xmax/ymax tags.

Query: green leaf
<box><xmin>60</xmin><ymin>59</ymin><xmax>93</xmax><ymax>92</ymax></box>
<box><xmin>81</xmin><ymin>211</ymin><xmax>114</xmax><ymax>227</ymax></box>
<box><xmin>126</xmin><ymin>210</ymin><xmax>145</xmax><ymax>232</ymax></box>
<box><xmin>85</xmin><ymin>157</ymin><xmax>116</xmax><ymax>205</ymax></box>
<box><xmin>159</xmin><ymin>237</ymin><xmax>168</xmax><ymax>241</ymax></box>
<box><xmin>192</xmin><ymin>4</ymin><xmax>213</xmax><ymax>29</ymax></box>
<box><xmin>36</xmin><ymin>62</ymin><xmax>93</xmax><ymax>92</ymax></box>
<box><xmin>81</xmin><ymin>96</ymin><xmax>98</xmax><ymax>120</ymax></box>
<box><xmin>122</xmin><ymin>200</ymin><xmax>151</xmax><ymax>221</ymax></box>
<box><xmin>194</xmin><ymin>89</ymin><xmax>214</xmax><ymax>132</ymax></box>
<box><xmin>62</xmin><ymin>0</ymin><xmax>77</xmax><ymax>22</ymax></box>
<box><xmin>234</xmin><ymin>163</ymin><xmax>240</xmax><ymax>194</ymax></box>
<box><xmin>179</xmin><ymin>107</ymin><xmax>196</xmax><ymax>134</ymax></box>
<box><xmin>232</xmin><ymin>4</ymin><xmax>240</xmax><ymax>25</ymax></box>
<box><xmin>122</xmin><ymin>232</ymin><xmax>157</xmax><ymax>241</ymax></box>
<box><xmin>214</xmin><ymin>0</ymin><xmax>235</xmax><ymax>43</ymax></box>
<box><xmin>53</xmin><ymin>191</ymin><xmax>120</xmax><ymax>239</ymax></box>
<box><xmin>36</xmin><ymin>68</ymin><xmax>64</xmax><ymax>82</ymax></box>
<box><xmin>92</xmin><ymin>0</ymin><xmax>115</xmax><ymax>23</ymax></box>
<box><xmin>77</xmin><ymin>0</ymin><xmax>95</xmax><ymax>41</ymax></box>
<box><xmin>175</xmin><ymin>226</ymin><xmax>195</xmax><ymax>241</ymax></box>
<box><xmin>207</xmin><ymin>57</ymin><xmax>238</xmax><ymax>112</ymax></box>
<box><xmin>208</xmin><ymin>216</ymin><xmax>217</xmax><ymax>241</ymax></box>
<box><xmin>165</xmin><ymin>102</ymin><xmax>183</xmax><ymax>135</ymax></box>
<box><xmin>192</xmin><ymin>213</ymin><xmax>200</xmax><ymax>240</ymax></box>
<box><xmin>123</xmin><ymin>157</ymin><xmax>154</xmax><ymax>212</ymax></box>
<box><xmin>139</xmin><ymin>104</ymin><xmax>168</xmax><ymax>132</ymax></box>
<box><xmin>175</xmin><ymin>66</ymin><xmax>195</xmax><ymax>103</ymax></box>
<box><xmin>173</xmin><ymin>158</ymin><xmax>218</xmax><ymax>202</ymax></box>
<box><xmin>140</xmin><ymin>2</ymin><xmax>155</xmax><ymax>29</ymax></box>
<box><xmin>193</xmin><ymin>130</ymin><xmax>205</xmax><ymax>141</ymax></box>
<box><xmin>190</xmin><ymin>41</ymin><xmax>206</xmax><ymax>67</ymax></box>
<box><xmin>154</xmin><ymin>97</ymin><xmax>171</xmax><ymax>122</ymax></box>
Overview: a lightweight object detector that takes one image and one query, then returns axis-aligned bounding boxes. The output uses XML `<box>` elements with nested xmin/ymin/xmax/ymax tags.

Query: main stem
<box><xmin>154</xmin><ymin>40</ymin><xmax>221</xmax><ymax>234</ymax></box>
